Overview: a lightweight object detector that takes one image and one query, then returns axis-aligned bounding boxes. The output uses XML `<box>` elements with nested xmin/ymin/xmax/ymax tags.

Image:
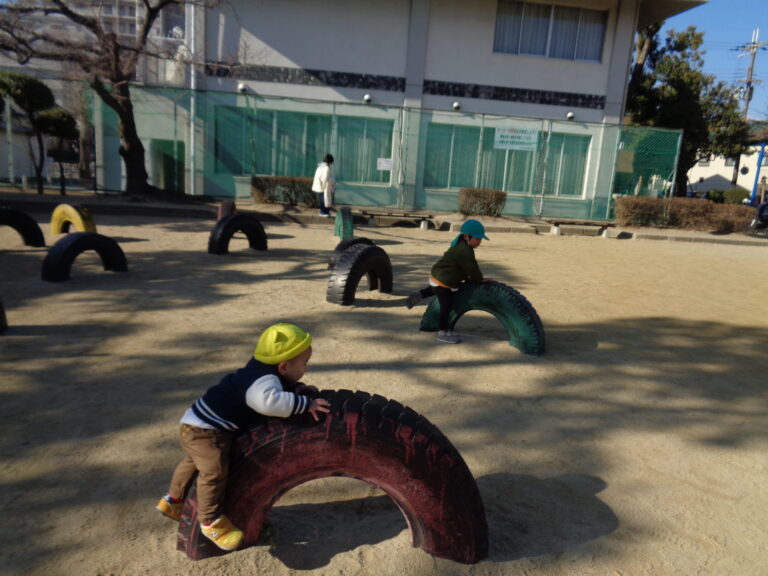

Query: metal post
<box><xmin>188</xmin><ymin>1</ymin><xmax>197</xmax><ymax>196</ymax></box>
<box><xmin>750</xmin><ymin>143</ymin><xmax>766</xmax><ymax>205</ymax></box>
<box><xmin>5</xmin><ymin>94</ymin><xmax>14</xmax><ymax>185</ymax></box>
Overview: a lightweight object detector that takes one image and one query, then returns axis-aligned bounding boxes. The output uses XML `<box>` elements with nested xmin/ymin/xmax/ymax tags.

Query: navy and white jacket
<box><xmin>183</xmin><ymin>358</ymin><xmax>310</xmax><ymax>432</ymax></box>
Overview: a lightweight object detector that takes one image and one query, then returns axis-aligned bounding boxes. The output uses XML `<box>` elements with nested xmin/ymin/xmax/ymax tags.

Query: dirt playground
<box><xmin>1</xmin><ymin>213</ymin><xmax>766</xmax><ymax>576</ymax></box>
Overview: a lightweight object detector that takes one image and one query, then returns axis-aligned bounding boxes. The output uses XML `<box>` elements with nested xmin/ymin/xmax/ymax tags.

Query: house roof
<box><xmin>638</xmin><ymin>0</ymin><xmax>708</xmax><ymax>29</ymax></box>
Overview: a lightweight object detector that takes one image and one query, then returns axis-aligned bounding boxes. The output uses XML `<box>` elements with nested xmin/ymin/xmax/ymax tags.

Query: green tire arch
<box><xmin>420</xmin><ymin>281</ymin><xmax>546</xmax><ymax>355</ymax></box>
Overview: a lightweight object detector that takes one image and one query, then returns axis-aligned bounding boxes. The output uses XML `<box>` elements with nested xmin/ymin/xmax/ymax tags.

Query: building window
<box><xmin>493</xmin><ymin>1</ymin><xmax>607</xmax><ymax>62</ymax></box>
<box><xmin>424</xmin><ymin>124</ymin><xmax>481</xmax><ymax>189</ymax></box>
<box><xmin>253</xmin><ymin>111</ymin><xmax>333</xmax><ymax>178</ymax></box>
<box><xmin>214</xmin><ymin>106</ymin><xmax>252</xmax><ymax>175</ymax></box>
<box><xmin>424</xmin><ymin>122</ymin><xmax>590</xmax><ymax>196</ymax></box>
<box><xmin>214</xmin><ymin>106</ymin><xmax>393</xmax><ymax>184</ymax></box>
<box><xmin>119</xmin><ymin>21</ymin><xmax>136</xmax><ymax>35</ymax></box>
<box><xmin>336</xmin><ymin>117</ymin><xmax>393</xmax><ymax>184</ymax></box>
<box><xmin>161</xmin><ymin>3</ymin><xmax>185</xmax><ymax>38</ymax></box>
<box><xmin>724</xmin><ymin>157</ymin><xmax>736</xmax><ymax>167</ymax></box>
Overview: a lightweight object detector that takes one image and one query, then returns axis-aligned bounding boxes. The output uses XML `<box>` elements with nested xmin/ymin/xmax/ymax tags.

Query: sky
<box><xmin>664</xmin><ymin>0</ymin><xmax>768</xmax><ymax>121</ymax></box>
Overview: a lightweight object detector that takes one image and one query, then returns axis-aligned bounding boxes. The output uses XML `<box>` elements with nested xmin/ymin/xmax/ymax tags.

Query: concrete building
<box><xmin>6</xmin><ymin>0</ymin><xmax>708</xmax><ymax>219</ymax></box>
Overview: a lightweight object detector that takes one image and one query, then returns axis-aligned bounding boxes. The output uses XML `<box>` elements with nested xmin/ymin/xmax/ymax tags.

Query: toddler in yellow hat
<box><xmin>156</xmin><ymin>323</ymin><xmax>330</xmax><ymax>551</ymax></box>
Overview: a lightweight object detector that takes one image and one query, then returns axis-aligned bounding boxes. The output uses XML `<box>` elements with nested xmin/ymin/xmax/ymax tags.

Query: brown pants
<box><xmin>167</xmin><ymin>424</ymin><xmax>233</xmax><ymax>524</ymax></box>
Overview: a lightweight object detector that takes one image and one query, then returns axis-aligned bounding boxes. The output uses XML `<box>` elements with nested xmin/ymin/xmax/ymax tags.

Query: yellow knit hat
<box><xmin>254</xmin><ymin>323</ymin><xmax>312</xmax><ymax>364</ymax></box>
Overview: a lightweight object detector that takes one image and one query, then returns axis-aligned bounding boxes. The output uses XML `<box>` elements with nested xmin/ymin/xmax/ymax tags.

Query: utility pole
<box><xmin>732</xmin><ymin>29</ymin><xmax>768</xmax><ymax>184</ymax></box>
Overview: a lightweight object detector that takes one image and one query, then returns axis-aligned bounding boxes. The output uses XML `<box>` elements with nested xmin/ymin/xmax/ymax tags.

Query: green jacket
<box><xmin>430</xmin><ymin>240</ymin><xmax>483</xmax><ymax>288</ymax></box>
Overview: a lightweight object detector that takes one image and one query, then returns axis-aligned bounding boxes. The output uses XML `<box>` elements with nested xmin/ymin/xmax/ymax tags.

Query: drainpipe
<box><xmin>188</xmin><ymin>0</ymin><xmax>197</xmax><ymax>196</ymax></box>
<box><xmin>6</xmin><ymin>95</ymin><xmax>14</xmax><ymax>185</ymax></box>
<box><xmin>750</xmin><ymin>142</ymin><xmax>766</xmax><ymax>205</ymax></box>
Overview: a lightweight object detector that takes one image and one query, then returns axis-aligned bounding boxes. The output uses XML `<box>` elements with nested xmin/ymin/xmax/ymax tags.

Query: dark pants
<box><xmin>419</xmin><ymin>285</ymin><xmax>453</xmax><ymax>331</ymax></box>
<box><xmin>318</xmin><ymin>193</ymin><xmax>330</xmax><ymax>215</ymax></box>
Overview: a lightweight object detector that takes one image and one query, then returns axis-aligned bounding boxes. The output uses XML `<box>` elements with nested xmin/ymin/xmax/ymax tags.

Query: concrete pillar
<box><xmin>603</xmin><ymin>0</ymin><xmax>640</xmax><ymax>123</ymax></box>
<box><xmin>399</xmin><ymin>0</ymin><xmax>430</xmax><ymax>209</ymax></box>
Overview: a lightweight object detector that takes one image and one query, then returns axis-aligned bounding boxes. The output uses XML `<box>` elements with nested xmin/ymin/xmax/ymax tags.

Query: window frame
<box><xmin>493</xmin><ymin>0</ymin><xmax>607</xmax><ymax>62</ymax></box>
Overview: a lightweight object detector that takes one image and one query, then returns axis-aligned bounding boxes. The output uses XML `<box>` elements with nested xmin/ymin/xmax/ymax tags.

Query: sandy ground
<box><xmin>1</xmin><ymin>213</ymin><xmax>767</xmax><ymax>576</ymax></box>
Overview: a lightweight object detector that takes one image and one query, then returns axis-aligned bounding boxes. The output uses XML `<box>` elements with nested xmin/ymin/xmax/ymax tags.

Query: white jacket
<box><xmin>312</xmin><ymin>162</ymin><xmax>335</xmax><ymax>207</ymax></box>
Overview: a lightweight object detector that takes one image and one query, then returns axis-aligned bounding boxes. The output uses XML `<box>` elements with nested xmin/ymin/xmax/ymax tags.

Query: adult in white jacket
<box><xmin>312</xmin><ymin>153</ymin><xmax>335</xmax><ymax>217</ymax></box>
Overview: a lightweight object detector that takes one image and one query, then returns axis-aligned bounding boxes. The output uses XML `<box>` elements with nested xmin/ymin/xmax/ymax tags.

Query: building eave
<box><xmin>638</xmin><ymin>0</ymin><xmax>708</xmax><ymax>29</ymax></box>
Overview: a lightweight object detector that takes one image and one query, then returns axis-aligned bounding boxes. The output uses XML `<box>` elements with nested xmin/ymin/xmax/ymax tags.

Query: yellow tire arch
<box><xmin>50</xmin><ymin>204</ymin><xmax>97</xmax><ymax>235</ymax></box>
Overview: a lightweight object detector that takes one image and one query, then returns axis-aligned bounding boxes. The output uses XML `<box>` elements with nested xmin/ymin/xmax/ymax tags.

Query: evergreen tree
<box><xmin>626</xmin><ymin>25</ymin><xmax>749</xmax><ymax>195</ymax></box>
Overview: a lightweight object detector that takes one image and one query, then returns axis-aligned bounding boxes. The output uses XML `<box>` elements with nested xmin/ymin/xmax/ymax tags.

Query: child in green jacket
<box><xmin>406</xmin><ymin>219</ymin><xmax>489</xmax><ymax>344</ymax></box>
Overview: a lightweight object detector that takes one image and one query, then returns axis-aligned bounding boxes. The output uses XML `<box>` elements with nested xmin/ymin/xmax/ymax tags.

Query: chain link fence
<box><xmin>86</xmin><ymin>86</ymin><xmax>683</xmax><ymax>221</ymax></box>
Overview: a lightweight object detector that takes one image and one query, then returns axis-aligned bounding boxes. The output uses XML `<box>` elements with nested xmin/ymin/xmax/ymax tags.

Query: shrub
<box><xmin>614</xmin><ymin>196</ymin><xmax>754</xmax><ymax>233</ymax></box>
<box><xmin>251</xmin><ymin>176</ymin><xmax>317</xmax><ymax>207</ymax></box>
<box><xmin>613</xmin><ymin>196</ymin><xmax>665</xmax><ymax>226</ymax></box>
<box><xmin>723</xmin><ymin>188</ymin><xmax>750</xmax><ymax>205</ymax></box>
<box><xmin>458</xmin><ymin>188</ymin><xmax>506</xmax><ymax>217</ymax></box>
<box><xmin>709</xmin><ymin>203</ymin><xmax>755</xmax><ymax>233</ymax></box>
<box><xmin>667</xmin><ymin>197</ymin><xmax>714</xmax><ymax>230</ymax></box>
<box><xmin>704</xmin><ymin>189</ymin><xmax>724</xmax><ymax>204</ymax></box>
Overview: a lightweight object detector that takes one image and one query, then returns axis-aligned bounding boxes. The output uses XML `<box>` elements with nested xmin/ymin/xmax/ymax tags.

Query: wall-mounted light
<box><xmin>565</xmin><ymin>111</ymin><xmax>575</xmax><ymax>121</ymax></box>
<box><xmin>363</xmin><ymin>93</ymin><xmax>372</xmax><ymax>103</ymax></box>
<box><xmin>452</xmin><ymin>101</ymin><xmax>461</xmax><ymax>110</ymax></box>
<box><xmin>237</xmin><ymin>82</ymin><xmax>247</xmax><ymax>94</ymax></box>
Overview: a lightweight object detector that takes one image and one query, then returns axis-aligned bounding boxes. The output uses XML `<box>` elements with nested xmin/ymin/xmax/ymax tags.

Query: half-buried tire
<box><xmin>326</xmin><ymin>242</ymin><xmax>393</xmax><ymax>305</ymax></box>
<box><xmin>327</xmin><ymin>236</ymin><xmax>375</xmax><ymax>269</ymax></box>
<box><xmin>177</xmin><ymin>389</ymin><xmax>488</xmax><ymax>564</ymax></box>
<box><xmin>50</xmin><ymin>203</ymin><xmax>97</xmax><ymax>235</ymax></box>
<box><xmin>420</xmin><ymin>281</ymin><xmax>546</xmax><ymax>355</ymax></box>
<box><xmin>0</xmin><ymin>297</ymin><xmax>7</xmax><ymax>334</ymax></box>
<box><xmin>208</xmin><ymin>213</ymin><xmax>267</xmax><ymax>255</ymax></box>
<box><xmin>0</xmin><ymin>207</ymin><xmax>45</xmax><ymax>247</ymax></box>
<box><xmin>41</xmin><ymin>232</ymin><xmax>128</xmax><ymax>282</ymax></box>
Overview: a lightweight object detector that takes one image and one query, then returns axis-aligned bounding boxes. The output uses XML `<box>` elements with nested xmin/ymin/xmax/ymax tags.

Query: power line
<box><xmin>732</xmin><ymin>29</ymin><xmax>768</xmax><ymax>118</ymax></box>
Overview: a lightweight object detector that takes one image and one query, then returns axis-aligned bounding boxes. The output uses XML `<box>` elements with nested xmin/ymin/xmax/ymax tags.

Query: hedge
<box><xmin>614</xmin><ymin>196</ymin><xmax>754</xmax><ymax>233</ymax></box>
<box><xmin>251</xmin><ymin>176</ymin><xmax>318</xmax><ymax>207</ymax></box>
<box><xmin>458</xmin><ymin>188</ymin><xmax>507</xmax><ymax>217</ymax></box>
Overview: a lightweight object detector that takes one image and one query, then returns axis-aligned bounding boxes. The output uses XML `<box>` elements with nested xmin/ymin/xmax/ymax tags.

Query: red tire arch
<box><xmin>177</xmin><ymin>389</ymin><xmax>488</xmax><ymax>564</ymax></box>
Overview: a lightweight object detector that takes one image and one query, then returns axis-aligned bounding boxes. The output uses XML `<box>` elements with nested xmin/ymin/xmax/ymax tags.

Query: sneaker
<box><xmin>319</xmin><ymin>212</ymin><xmax>331</xmax><ymax>218</ymax></box>
<box><xmin>437</xmin><ymin>330</ymin><xmax>461</xmax><ymax>344</ymax></box>
<box><xmin>200</xmin><ymin>515</ymin><xmax>244</xmax><ymax>551</ymax></box>
<box><xmin>156</xmin><ymin>494</ymin><xmax>184</xmax><ymax>521</ymax></box>
<box><xmin>406</xmin><ymin>291</ymin><xmax>422</xmax><ymax>309</ymax></box>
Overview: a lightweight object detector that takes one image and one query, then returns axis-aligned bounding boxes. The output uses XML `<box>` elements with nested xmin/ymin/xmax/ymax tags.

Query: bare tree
<box><xmin>0</xmin><ymin>0</ymin><xmax>213</xmax><ymax>196</ymax></box>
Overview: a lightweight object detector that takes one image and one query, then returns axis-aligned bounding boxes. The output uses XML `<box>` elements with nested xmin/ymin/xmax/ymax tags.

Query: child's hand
<box><xmin>308</xmin><ymin>398</ymin><xmax>331</xmax><ymax>421</ymax></box>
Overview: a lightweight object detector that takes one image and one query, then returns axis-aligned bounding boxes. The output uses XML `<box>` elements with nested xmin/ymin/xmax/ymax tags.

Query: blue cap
<box><xmin>451</xmin><ymin>219</ymin><xmax>489</xmax><ymax>246</ymax></box>
<box><xmin>460</xmin><ymin>219</ymin><xmax>489</xmax><ymax>240</ymax></box>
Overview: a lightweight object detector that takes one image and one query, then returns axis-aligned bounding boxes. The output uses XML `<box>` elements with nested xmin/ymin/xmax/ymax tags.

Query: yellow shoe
<box><xmin>200</xmin><ymin>516</ymin><xmax>244</xmax><ymax>551</ymax></box>
<box><xmin>156</xmin><ymin>495</ymin><xmax>183</xmax><ymax>521</ymax></box>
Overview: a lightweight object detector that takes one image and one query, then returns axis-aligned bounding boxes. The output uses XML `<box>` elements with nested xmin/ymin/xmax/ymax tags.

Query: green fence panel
<box><xmin>87</xmin><ymin>86</ymin><xmax>682</xmax><ymax>221</ymax></box>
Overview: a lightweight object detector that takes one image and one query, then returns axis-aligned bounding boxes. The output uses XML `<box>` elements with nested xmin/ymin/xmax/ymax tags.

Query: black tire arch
<box><xmin>207</xmin><ymin>213</ymin><xmax>268</xmax><ymax>255</ymax></box>
<box><xmin>326</xmin><ymin>243</ymin><xmax>393</xmax><ymax>306</ymax></box>
<box><xmin>177</xmin><ymin>389</ymin><xmax>488</xmax><ymax>564</ymax></box>
<box><xmin>0</xmin><ymin>297</ymin><xmax>7</xmax><ymax>334</ymax></box>
<box><xmin>41</xmin><ymin>232</ymin><xmax>128</xmax><ymax>282</ymax></box>
<box><xmin>327</xmin><ymin>236</ymin><xmax>375</xmax><ymax>269</ymax></box>
<box><xmin>0</xmin><ymin>207</ymin><xmax>45</xmax><ymax>247</ymax></box>
<box><xmin>420</xmin><ymin>281</ymin><xmax>546</xmax><ymax>355</ymax></box>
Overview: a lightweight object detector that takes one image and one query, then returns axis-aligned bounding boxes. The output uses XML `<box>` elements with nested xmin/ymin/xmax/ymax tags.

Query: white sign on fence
<box><xmin>377</xmin><ymin>158</ymin><xmax>393</xmax><ymax>171</ymax></box>
<box><xmin>494</xmin><ymin>127</ymin><xmax>539</xmax><ymax>151</ymax></box>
